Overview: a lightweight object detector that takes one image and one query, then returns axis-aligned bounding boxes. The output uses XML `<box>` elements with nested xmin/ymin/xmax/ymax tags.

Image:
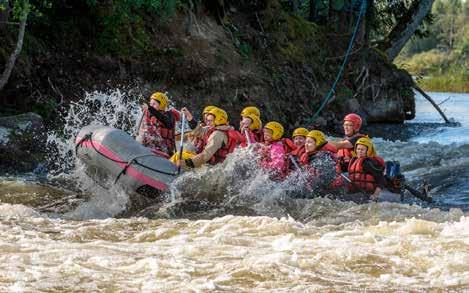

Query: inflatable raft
<box><xmin>75</xmin><ymin>125</ymin><xmax>178</xmax><ymax>197</ymax></box>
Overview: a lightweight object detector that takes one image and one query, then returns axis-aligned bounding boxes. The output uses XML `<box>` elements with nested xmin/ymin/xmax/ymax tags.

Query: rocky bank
<box><xmin>0</xmin><ymin>1</ymin><xmax>416</xmax><ymax>172</ymax></box>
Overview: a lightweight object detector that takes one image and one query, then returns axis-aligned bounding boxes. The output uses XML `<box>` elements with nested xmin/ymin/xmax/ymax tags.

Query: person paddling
<box><xmin>290</xmin><ymin>127</ymin><xmax>308</xmax><ymax>161</ymax></box>
<box><xmin>136</xmin><ymin>92</ymin><xmax>180</xmax><ymax>156</ymax></box>
<box><xmin>299</xmin><ymin>130</ymin><xmax>341</xmax><ymax>191</ymax></box>
<box><xmin>348</xmin><ymin>137</ymin><xmax>385</xmax><ymax>201</ymax></box>
<box><xmin>240</xmin><ymin>113</ymin><xmax>262</xmax><ymax>147</ymax></box>
<box><xmin>178</xmin><ymin>107</ymin><xmax>243</xmax><ymax>168</ymax></box>
<box><xmin>329</xmin><ymin>113</ymin><xmax>367</xmax><ymax>172</ymax></box>
<box><xmin>259</xmin><ymin>121</ymin><xmax>296</xmax><ymax>180</ymax></box>
<box><xmin>183</xmin><ymin>105</ymin><xmax>217</xmax><ymax>153</ymax></box>
<box><xmin>240</xmin><ymin>106</ymin><xmax>263</xmax><ymax>142</ymax></box>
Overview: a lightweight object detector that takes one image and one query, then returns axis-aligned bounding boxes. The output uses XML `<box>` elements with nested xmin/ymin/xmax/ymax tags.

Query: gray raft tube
<box><xmin>75</xmin><ymin>125</ymin><xmax>179</xmax><ymax>197</ymax></box>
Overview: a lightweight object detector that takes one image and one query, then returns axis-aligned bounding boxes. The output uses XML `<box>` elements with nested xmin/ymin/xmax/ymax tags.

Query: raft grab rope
<box><xmin>75</xmin><ymin>132</ymin><xmax>178</xmax><ymax>185</ymax></box>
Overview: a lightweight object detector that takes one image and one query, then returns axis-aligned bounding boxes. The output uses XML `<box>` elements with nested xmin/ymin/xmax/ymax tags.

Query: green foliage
<box><xmin>264</xmin><ymin>4</ymin><xmax>326</xmax><ymax>65</ymax></box>
<box><xmin>7</xmin><ymin>0</ymin><xmax>52</xmax><ymax>20</ymax></box>
<box><xmin>401</xmin><ymin>0</ymin><xmax>468</xmax><ymax>56</ymax></box>
<box><xmin>418</xmin><ymin>73</ymin><xmax>469</xmax><ymax>93</ymax></box>
<box><xmin>85</xmin><ymin>0</ymin><xmax>182</xmax><ymax>55</ymax></box>
<box><xmin>396</xmin><ymin>0</ymin><xmax>468</xmax><ymax>92</ymax></box>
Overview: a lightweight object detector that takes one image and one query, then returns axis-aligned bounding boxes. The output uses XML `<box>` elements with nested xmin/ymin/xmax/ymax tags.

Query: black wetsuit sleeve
<box><xmin>363</xmin><ymin>158</ymin><xmax>385</xmax><ymax>188</ymax></box>
<box><xmin>348</xmin><ymin>136</ymin><xmax>361</xmax><ymax>147</ymax></box>
<box><xmin>146</xmin><ymin>104</ymin><xmax>174</xmax><ymax>128</ymax></box>
<box><xmin>188</xmin><ymin>118</ymin><xmax>198</xmax><ymax>130</ymax></box>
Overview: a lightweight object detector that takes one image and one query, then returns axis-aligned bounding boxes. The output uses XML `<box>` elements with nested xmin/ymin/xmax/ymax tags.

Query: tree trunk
<box><xmin>449</xmin><ymin>14</ymin><xmax>454</xmax><ymax>50</ymax></box>
<box><xmin>380</xmin><ymin>0</ymin><xmax>435</xmax><ymax>61</ymax></box>
<box><xmin>0</xmin><ymin>9</ymin><xmax>28</xmax><ymax>91</ymax></box>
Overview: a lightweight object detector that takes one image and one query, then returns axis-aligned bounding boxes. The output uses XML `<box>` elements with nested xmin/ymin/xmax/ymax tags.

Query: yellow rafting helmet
<box><xmin>244</xmin><ymin>113</ymin><xmax>262</xmax><ymax>131</ymax></box>
<box><xmin>306</xmin><ymin>130</ymin><xmax>326</xmax><ymax>146</ymax></box>
<box><xmin>292</xmin><ymin>127</ymin><xmax>309</xmax><ymax>138</ymax></box>
<box><xmin>202</xmin><ymin>105</ymin><xmax>217</xmax><ymax>115</ymax></box>
<box><xmin>207</xmin><ymin>107</ymin><xmax>228</xmax><ymax>126</ymax></box>
<box><xmin>355</xmin><ymin>136</ymin><xmax>376</xmax><ymax>157</ymax></box>
<box><xmin>241</xmin><ymin>106</ymin><xmax>260</xmax><ymax>118</ymax></box>
<box><xmin>264</xmin><ymin>121</ymin><xmax>284</xmax><ymax>140</ymax></box>
<box><xmin>150</xmin><ymin>92</ymin><xmax>168</xmax><ymax>110</ymax></box>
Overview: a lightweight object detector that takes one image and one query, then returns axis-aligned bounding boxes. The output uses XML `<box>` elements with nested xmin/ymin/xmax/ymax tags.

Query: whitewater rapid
<box><xmin>0</xmin><ymin>90</ymin><xmax>468</xmax><ymax>291</ymax></box>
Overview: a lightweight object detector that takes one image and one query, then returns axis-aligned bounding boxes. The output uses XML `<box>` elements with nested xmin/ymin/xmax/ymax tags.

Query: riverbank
<box><xmin>396</xmin><ymin>49</ymin><xmax>468</xmax><ymax>93</ymax></box>
<box><xmin>0</xmin><ymin>1</ymin><xmax>415</xmax><ymax>132</ymax></box>
<box><xmin>417</xmin><ymin>75</ymin><xmax>468</xmax><ymax>93</ymax></box>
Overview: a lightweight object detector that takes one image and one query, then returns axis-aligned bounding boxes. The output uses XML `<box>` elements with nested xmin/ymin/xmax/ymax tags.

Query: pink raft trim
<box><xmin>78</xmin><ymin>138</ymin><xmax>169</xmax><ymax>191</ymax></box>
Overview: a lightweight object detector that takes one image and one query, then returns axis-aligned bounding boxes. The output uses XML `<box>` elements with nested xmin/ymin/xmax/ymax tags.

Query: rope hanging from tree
<box><xmin>306</xmin><ymin>0</ymin><xmax>367</xmax><ymax>124</ymax></box>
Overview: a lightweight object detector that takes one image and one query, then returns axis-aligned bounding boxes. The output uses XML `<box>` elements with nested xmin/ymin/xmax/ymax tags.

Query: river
<box><xmin>0</xmin><ymin>91</ymin><xmax>468</xmax><ymax>291</ymax></box>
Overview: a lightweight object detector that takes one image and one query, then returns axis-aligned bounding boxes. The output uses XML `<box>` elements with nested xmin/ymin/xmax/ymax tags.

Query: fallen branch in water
<box><xmin>413</xmin><ymin>85</ymin><xmax>450</xmax><ymax>123</ymax></box>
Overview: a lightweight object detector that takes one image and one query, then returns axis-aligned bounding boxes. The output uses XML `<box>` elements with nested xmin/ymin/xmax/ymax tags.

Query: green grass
<box><xmin>417</xmin><ymin>74</ymin><xmax>469</xmax><ymax>93</ymax></box>
<box><xmin>396</xmin><ymin>49</ymin><xmax>468</xmax><ymax>93</ymax></box>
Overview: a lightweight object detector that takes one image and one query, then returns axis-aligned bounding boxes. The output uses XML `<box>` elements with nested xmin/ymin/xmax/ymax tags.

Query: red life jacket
<box><xmin>282</xmin><ymin>138</ymin><xmax>297</xmax><ymax>154</ymax></box>
<box><xmin>144</xmin><ymin>109</ymin><xmax>179</xmax><ymax>155</ymax></box>
<box><xmin>281</xmin><ymin>138</ymin><xmax>297</xmax><ymax>175</ymax></box>
<box><xmin>348</xmin><ymin>156</ymin><xmax>385</xmax><ymax>193</ymax></box>
<box><xmin>192</xmin><ymin>125</ymin><xmax>207</xmax><ymax>154</ymax></box>
<box><xmin>202</xmin><ymin>127</ymin><xmax>244</xmax><ymax>165</ymax></box>
<box><xmin>254</xmin><ymin>129</ymin><xmax>264</xmax><ymax>143</ymax></box>
<box><xmin>337</xmin><ymin>133</ymin><xmax>366</xmax><ymax>171</ymax></box>
<box><xmin>240</xmin><ymin>129</ymin><xmax>259</xmax><ymax>147</ymax></box>
<box><xmin>298</xmin><ymin>142</ymin><xmax>337</xmax><ymax>165</ymax></box>
<box><xmin>291</xmin><ymin>145</ymin><xmax>305</xmax><ymax>159</ymax></box>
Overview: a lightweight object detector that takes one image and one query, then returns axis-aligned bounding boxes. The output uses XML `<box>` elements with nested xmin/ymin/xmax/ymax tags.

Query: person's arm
<box><xmin>146</xmin><ymin>104</ymin><xmax>174</xmax><ymax>128</ymax></box>
<box><xmin>363</xmin><ymin>158</ymin><xmax>385</xmax><ymax>200</ymax></box>
<box><xmin>181</xmin><ymin>107</ymin><xmax>198</xmax><ymax>129</ymax></box>
<box><xmin>371</xmin><ymin>187</ymin><xmax>382</xmax><ymax>201</ymax></box>
<box><xmin>329</xmin><ymin>139</ymin><xmax>353</xmax><ymax>150</ymax></box>
<box><xmin>186</xmin><ymin>131</ymin><xmax>226</xmax><ymax>167</ymax></box>
<box><xmin>188</xmin><ymin>119</ymin><xmax>198</xmax><ymax>129</ymax></box>
<box><xmin>191</xmin><ymin>124</ymin><xmax>207</xmax><ymax>139</ymax></box>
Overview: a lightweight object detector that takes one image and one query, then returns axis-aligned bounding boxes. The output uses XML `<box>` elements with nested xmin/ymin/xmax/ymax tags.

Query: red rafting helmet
<box><xmin>344</xmin><ymin>113</ymin><xmax>362</xmax><ymax>131</ymax></box>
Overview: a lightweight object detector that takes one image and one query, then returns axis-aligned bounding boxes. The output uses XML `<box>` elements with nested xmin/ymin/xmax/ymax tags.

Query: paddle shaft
<box><xmin>244</xmin><ymin>129</ymin><xmax>252</xmax><ymax>145</ymax></box>
<box><xmin>177</xmin><ymin>112</ymin><xmax>186</xmax><ymax>175</ymax></box>
<box><xmin>289</xmin><ymin>156</ymin><xmax>310</xmax><ymax>183</ymax></box>
<box><xmin>134</xmin><ymin>108</ymin><xmax>145</xmax><ymax>138</ymax></box>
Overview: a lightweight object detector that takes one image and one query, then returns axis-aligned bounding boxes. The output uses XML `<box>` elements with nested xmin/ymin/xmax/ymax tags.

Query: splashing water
<box><xmin>46</xmin><ymin>89</ymin><xmax>144</xmax><ymax>175</ymax></box>
<box><xmin>0</xmin><ymin>91</ymin><xmax>469</xmax><ymax>291</ymax></box>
